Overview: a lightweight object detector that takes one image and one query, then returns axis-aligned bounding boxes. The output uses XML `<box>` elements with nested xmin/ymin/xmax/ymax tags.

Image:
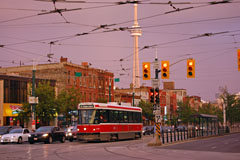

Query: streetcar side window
<box><xmin>123</xmin><ymin>111</ymin><xmax>128</xmax><ymax>123</ymax></box>
<box><xmin>128</xmin><ymin>112</ymin><xmax>133</xmax><ymax>123</ymax></box>
<box><xmin>109</xmin><ymin>110</ymin><xmax>118</xmax><ymax>123</ymax></box>
<box><xmin>118</xmin><ymin>111</ymin><xmax>124</xmax><ymax>123</ymax></box>
<box><xmin>99</xmin><ymin>110</ymin><xmax>109</xmax><ymax>123</ymax></box>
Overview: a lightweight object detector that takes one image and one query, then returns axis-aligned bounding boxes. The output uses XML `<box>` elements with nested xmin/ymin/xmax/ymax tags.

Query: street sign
<box><xmin>153</xmin><ymin>110</ymin><xmax>161</xmax><ymax>115</ymax></box>
<box><xmin>155</xmin><ymin>115</ymin><xmax>161</xmax><ymax>123</ymax></box>
<box><xmin>152</xmin><ymin>79</ymin><xmax>160</xmax><ymax>88</ymax></box>
<box><xmin>153</xmin><ymin>60</ymin><xmax>159</xmax><ymax>69</ymax></box>
<box><xmin>29</xmin><ymin>97</ymin><xmax>39</xmax><ymax>104</ymax></box>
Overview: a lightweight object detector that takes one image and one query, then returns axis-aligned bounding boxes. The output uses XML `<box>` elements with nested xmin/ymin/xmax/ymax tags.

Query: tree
<box><xmin>138</xmin><ymin>100</ymin><xmax>154</xmax><ymax>122</ymax></box>
<box><xmin>56</xmin><ymin>87</ymin><xmax>81</xmax><ymax>125</ymax></box>
<box><xmin>35</xmin><ymin>82</ymin><xmax>57</xmax><ymax>126</ymax></box>
<box><xmin>218</xmin><ymin>86</ymin><xmax>240</xmax><ymax>124</ymax></box>
<box><xmin>198</xmin><ymin>102</ymin><xmax>223</xmax><ymax>123</ymax></box>
<box><xmin>17</xmin><ymin>81</ymin><xmax>57</xmax><ymax>126</ymax></box>
<box><xmin>177</xmin><ymin>101</ymin><xmax>196</xmax><ymax>124</ymax></box>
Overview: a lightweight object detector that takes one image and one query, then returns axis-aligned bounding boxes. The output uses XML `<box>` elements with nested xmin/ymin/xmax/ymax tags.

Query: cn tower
<box><xmin>131</xmin><ymin>0</ymin><xmax>142</xmax><ymax>88</ymax></box>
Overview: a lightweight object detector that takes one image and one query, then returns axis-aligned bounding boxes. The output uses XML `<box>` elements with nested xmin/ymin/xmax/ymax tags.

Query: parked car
<box><xmin>162</xmin><ymin>126</ymin><xmax>174</xmax><ymax>132</ymax></box>
<box><xmin>28</xmin><ymin>126</ymin><xmax>66</xmax><ymax>144</ymax></box>
<box><xmin>0</xmin><ymin>128</ymin><xmax>30</xmax><ymax>144</ymax></box>
<box><xmin>0</xmin><ymin>126</ymin><xmax>22</xmax><ymax>140</ymax></box>
<box><xmin>142</xmin><ymin>126</ymin><xmax>154</xmax><ymax>135</ymax></box>
<box><xmin>65</xmin><ymin>126</ymin><xmax>78</xmax><ymax>142</ymax></box>
<box><xmin>176</xmin><ymin>125</ymin><xmax>187</xmax><ymax>131</ymax></box>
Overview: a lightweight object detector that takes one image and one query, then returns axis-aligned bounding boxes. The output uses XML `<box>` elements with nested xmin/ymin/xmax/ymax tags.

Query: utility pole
<box><xmin>31</xmin><ymin>63</ymin><xmax>36</xmax><ymax>131</ymax></box>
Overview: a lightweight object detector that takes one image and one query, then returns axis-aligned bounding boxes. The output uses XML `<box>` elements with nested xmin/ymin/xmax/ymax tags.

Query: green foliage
<box><xmin>138</xmin><ymin>100</ymin><xmax>154</xmax><ymax>121</ymax></box>
<box><xmin>198</xmin><ymin>103</ymin><xmax>223</xmax><ymax>123</ymax></box>
<box><xmin>17</xmin><ymin>102</ymin><xmax>31</xmax><ymax>123</ymax></box>
<box><xmin>219</xmin><ymin>86</ymin><xmax>240</xmax><ymax>124</ymax></box>
<box><xmin>35</xmin><ymin>82</ymin><xmax>57</xmax><ymax>125</ymax></box>
<box><xmin>177</xmin><ymin>101</ymin><xmax>196</xmax><ymax>124</ymax></box>
<box><xmin>56</xmin><ymin>87</ymin><xmax>81</xmax><ymax>123</ymax></box>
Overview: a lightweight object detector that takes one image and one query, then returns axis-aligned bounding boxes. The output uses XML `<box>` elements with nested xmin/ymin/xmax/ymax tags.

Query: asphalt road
<box><xmin>0</xmin><ymin>133</ymin><xmax>239</xmax><ymax>160</ymax></box>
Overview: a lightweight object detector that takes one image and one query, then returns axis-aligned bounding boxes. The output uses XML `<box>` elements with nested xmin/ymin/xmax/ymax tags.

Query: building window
<box><xmin>68</xmin><ymin>71</ymin><xmax>71</xmax><ymax>85</ymax></box>
<box><xmin>4</xmin><ymin>79</ymin><xmax>27</xmax><ymax>103</ymax></box>
<box><xmin>74</xmin><ymin>72</ymin><xmax>76</xmax><ymax>86</ymax></box>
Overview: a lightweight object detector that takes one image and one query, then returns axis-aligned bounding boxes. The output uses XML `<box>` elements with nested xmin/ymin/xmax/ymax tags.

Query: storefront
<box><xmin>3</xmin><ymin>103</ymin><xmax>22</xmax><ymax>126</ymax></box>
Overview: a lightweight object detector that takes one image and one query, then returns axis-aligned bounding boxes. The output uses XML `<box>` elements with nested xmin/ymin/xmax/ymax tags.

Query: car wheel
<box><xmin>17</xmin><ymin>137</ymin><xmax>22</xmax><ymax>144</ymax></box>
<box><xmin>48</xmin><ymin>136</ymin><xmax>53</xmax><ymax>144</ymax></box>
<box><xmin>61</xmin><ymin>136</ymin><xmax>66</xmax><ymax>143</ymax></box>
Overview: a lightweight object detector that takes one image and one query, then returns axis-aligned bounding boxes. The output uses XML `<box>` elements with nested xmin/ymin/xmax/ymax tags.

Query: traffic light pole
<box><xmin>148</xmin><ymin>58</ymin><xmax>162</xmax><ymax>146</ymax></box>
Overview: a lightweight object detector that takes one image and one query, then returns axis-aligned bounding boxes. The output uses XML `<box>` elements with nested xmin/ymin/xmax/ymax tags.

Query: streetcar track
<box><xmin>103</xmin><ymin>138</ymin><xmax>152</xmax><ymax>160</ymax></box>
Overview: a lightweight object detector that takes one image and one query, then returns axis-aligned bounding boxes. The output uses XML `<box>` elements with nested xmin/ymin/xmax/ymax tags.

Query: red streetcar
<box><xmin>76</xmin><ymin>103</ymin><xmax>143</xmax><ymax>141</ymax></box>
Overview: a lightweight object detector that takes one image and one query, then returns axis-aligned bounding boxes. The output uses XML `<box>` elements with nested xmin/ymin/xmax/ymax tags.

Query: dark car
<box><xmin>0</xmin><ymin>126</ymin><xmax>22</xmax><ymax>139</ymax></box>
<box><xmin>65</xmin><ymin>126</ymin><xmax>78</xmax><ymax>142</ymax></box>
<box><xmin>28</xmin><ymin>126</ymin><xmax>66</xmax><ymax>144</ymax></box>
<box><xmin>176</xmin><ymin>125</ymin><xmax>187</xmax><ymax>131</ymax></box>
<box><xmin>162</xmin><ymin>126</ymin><xmax>174</xmax><ymax>132</ymax></box>
<box><xmin>142</xmin><ymin>126</ymin><xmax>154</xmax><ymax>135</ymax></box>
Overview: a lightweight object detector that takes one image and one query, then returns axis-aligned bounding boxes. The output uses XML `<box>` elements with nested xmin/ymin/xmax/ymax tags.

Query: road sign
<box><xmin>29</xmin><ymin>97</ymin><xmax>39</xmax><ymax>104</ymax></box>
<box><xmin>152</xmin><ymin>79</ymin><xmax>160</xmax><ymax>88</ymax></box>
<box><xmin>153</xmin><ymin>110</ymin><xmax>161</xmax><ymax>115</ymax></box>
<box><xmin>155</xmin><ymin>115</ymin><xmax>161</xmax><ymax>123</ymax></box>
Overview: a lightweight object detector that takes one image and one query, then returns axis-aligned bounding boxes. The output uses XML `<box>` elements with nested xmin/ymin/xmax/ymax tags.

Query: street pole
<box><xmin>148</xmin><ymin>54</ymin><xmax>162</xmax><ymax>146</ymax></box>
<box><xmin>222</xmin><ymin>99</ymin><xmax>226</xmax><ymax>132</ymax></box>
<box><xmin>32</xmin><ymin>68</ymin><xmax>36</xmax><ymax>131</ymax></box>
<box><xmin>132</xmin><ymin>92</ymin><xmax>135</xmax><ymax>106</ymax></box>
<box><xmin>109</xmin><ymin>79</ymin><xmax>111</xmax><ymax>102</ymax></box>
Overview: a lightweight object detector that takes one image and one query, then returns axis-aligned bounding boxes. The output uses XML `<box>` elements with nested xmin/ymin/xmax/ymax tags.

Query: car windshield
<box><xmin>9</xmin><ymin>129</ymin><xmax>23</xmax><ymax>134</ymax></box>
<box><xmin>36</xmin><ymin>127</ymin><xmax>52</xmax><ymax>132</ymax></box>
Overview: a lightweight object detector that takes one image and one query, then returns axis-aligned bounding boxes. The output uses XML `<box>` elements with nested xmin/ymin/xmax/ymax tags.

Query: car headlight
<box><xmin>42</xmin><ymin>134</ymin><xmax>49</xmax><ymax>137</ymax></box>
<box><xmin>68</xmin><ymin>133</ymin><xmax>72</xmax><ymax>136</ymax></box>
<box><xmin>28</xmin><ymin>135</ymin><xmax>32</xmax><ymax>137</ymax></box>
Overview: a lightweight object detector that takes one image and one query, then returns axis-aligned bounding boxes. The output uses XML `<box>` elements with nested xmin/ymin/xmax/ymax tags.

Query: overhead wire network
<box><xmin>0</xmin><ymin>0</ymin><xmax>240</xmax><ymax>91</ymax></box>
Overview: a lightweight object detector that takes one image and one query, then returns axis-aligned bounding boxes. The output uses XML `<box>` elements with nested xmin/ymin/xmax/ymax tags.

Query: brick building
<box><xmin>0</xmin><ymin>57</ymin><xmax>114</xmax><ymax>103</ymax></box>
<box><xmin>0</xmin><ymin>74</ymin><xmax>56</xmax><ymax>127</ymax></box>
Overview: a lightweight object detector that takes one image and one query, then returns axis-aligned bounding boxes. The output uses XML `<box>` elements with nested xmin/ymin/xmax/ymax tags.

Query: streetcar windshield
<box><xmin>78</xmin><ymin>109</ymin><xmax>98</xmax><ymax>124</ymax></box>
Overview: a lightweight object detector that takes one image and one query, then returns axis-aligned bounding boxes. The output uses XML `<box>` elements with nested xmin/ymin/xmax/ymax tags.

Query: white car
<box><xmin>0</xmin><ymin>128</ymin><xmax>30</xmax><ymax>144</ymax></box>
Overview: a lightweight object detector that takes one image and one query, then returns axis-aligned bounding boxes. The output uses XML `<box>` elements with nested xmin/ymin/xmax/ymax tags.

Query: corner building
<box><xmin>0</xmin><ymin>57</ymin><xmax>114</xmax><ymax>105</ymax></box>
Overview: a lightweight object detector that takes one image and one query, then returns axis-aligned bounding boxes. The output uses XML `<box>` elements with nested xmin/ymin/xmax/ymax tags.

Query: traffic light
<box><xmin>238</xmin><ymin>49</ymin><xmax>240</xmax><ymax>71</ymax></box>
<box><xmin>150</xmin><ymin>88</ymin><xmax>154</xmax><ymax>103</ymax></box>
<box><xmin>187</xmin><ymin>59</ymin><xmax>195</xmax><ymax>78</ymax></box>
<box><xmin>161</xmin><ymin>61</ymin><xmax>169</xmax><ymax>79</ymax></box>
<box><xmin>155</xmin><ymin>87</ymin><xmax>160</xmax><ymax>104</ymax></box>
<box><xmin>142</xmin><ymin>62</ymin><xmax>151</xmax><ymax>80</ymax></box>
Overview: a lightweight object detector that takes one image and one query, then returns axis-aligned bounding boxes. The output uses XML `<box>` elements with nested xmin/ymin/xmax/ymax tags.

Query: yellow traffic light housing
<box><xmin>238</xmin><ymin>49</ymin><xmax>240</xmax><ymax>71</ymax></box>
<box><xmin>187</xmin><ymin>59</ymin><xmax>195</xmax><ymax>78</ymax></box>
<box><xmin>142</xmin><ymin>62</ymin><xmax>151</xmax><ymax>80</ymax></box>
<box><xmin>161</xmin><ymin>61</ymin><xmax>169</xmax><ymax>79</ymax></box>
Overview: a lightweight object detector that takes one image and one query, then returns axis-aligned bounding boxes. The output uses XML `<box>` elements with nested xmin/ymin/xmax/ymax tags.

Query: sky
<box><xmin>0</xmin><ymin>0</ymin><xmax>240</xmax><ymax>102</ymax></box>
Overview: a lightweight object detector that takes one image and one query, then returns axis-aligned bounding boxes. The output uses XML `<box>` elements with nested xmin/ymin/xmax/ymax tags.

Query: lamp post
<box><xmin>31</xmin><ymin>63</ymin><xmax>36</xmax><ymax>131</ymax></box>
<box><xmin>109</xmin><ymin>78</ymin><xmax>111</xmax><ymax>102</ymax></box>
